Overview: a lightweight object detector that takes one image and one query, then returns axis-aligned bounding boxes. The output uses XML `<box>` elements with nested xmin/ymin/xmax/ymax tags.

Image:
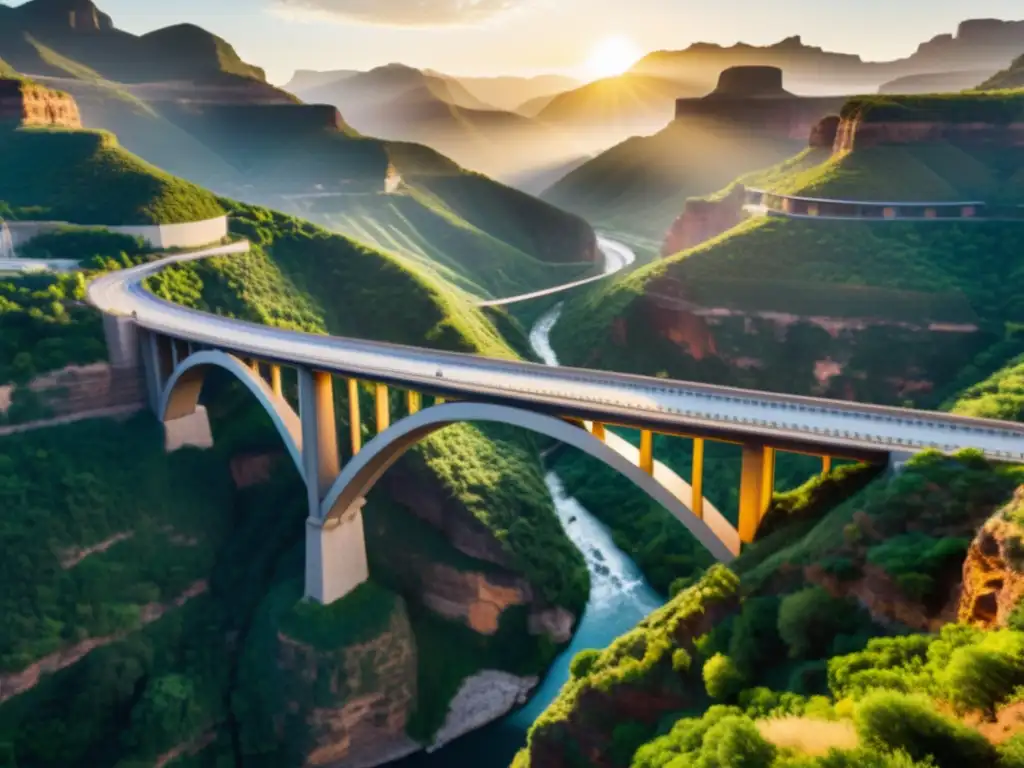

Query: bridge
<box><xmin>89</xmin><ymin>241</ymin><xmax>1024</xmax><ymax>605</ymax></box>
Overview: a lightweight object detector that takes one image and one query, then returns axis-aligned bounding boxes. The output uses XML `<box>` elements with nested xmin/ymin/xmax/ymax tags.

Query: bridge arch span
<box><xmin>158</xmin><ymin>350</ymin><xmax>304</xmax><ymax>475</ymax></box>
<box><xmin>320</xmin><ymin>402</ymin><xmax>738</xmax><ymax>564</ymax></box>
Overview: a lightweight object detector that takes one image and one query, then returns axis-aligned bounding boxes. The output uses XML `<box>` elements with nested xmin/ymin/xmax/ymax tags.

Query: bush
<box><xmin>703</xmin><ymin>654</ymin><xmax>744</xmax><ymax>701</ymax></box>
<box><xmin>698</xmin><ymin>715</ymin><xmax>776</xmax><ymax>767</ymax></box>
<box><xmin>729</xmin><ymin>596</ymin><xmax>783</xmax><ymax>675</ymax></box>
<box><xmin>570</xmin><ymin>649</ymin><xmax>600</xmax><ymax>679</ymax></box>
<box><xmin>855</xmin><ymin>691</ymin><xmax>998</xmax><ymax>768</ymax></box>
<box><xmin>778</xmin><ymin>588</ymin><xmax>856</xmax><ymax>659</ymax></box>
<box><xmin>999</xmin><ymin>733</ymin><xmax>1024</xmax><ymax>768</ymax></box>
<box><xmin>942</xmin><ymin>632</ymin><xmax>1024</xmax><ymax>716</ymax></box>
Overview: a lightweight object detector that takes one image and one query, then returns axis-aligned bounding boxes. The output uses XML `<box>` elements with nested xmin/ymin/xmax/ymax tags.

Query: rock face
<box><xmin>418</xmin><ymin>563</ymin><xmax>532</xmax><ymax>634</ymax></box>
<box><xmin>833</xmin><ymin>114</ymin><xmax>1024</xmax><ymax>153</ymax></box>
<box><xmin>429</xmin><ymin>671</ymin><xmax>538</xmax><ymax>750</ymax></box>
<box><xmin>277</xmin><ymin>601</ymin><xmax>420</xmax><ymax>768</ymax></box>
<box><xmin>0</xmin><ymin>79</ymin><xmax>82</xmax><ymax>129</ymax></box>
<box><xmin>708</xmin><ymin>66</ymin><xmax>790</xmax><ymax>98</ymax></box>
<box><xmin>17</xmin><ymin>0</ymin><xmax>114</xmax><ymax>32</ymax></box>
<box><xmin>959</xmin><ymin>487</ymin><xmax>1024</xmax><ymax>629</ymax></box>
<box><xmin>661</xmin><ymin>186</ymin><xmax>746</xmax><ymax>256</ymax></box>
<box><xmin>809</xmin><ymin>115</ymin><xmax>841</xmax><ymax>148</ymax></box>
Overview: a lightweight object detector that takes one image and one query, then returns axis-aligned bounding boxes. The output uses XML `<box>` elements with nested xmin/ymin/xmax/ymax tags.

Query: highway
<box><xmin>88</xmin><ymin>241</ymin><xmax>1024</xmax><ymax>463</ymax></box>
<box><xmin>476</xmin><ymin>236</ymin><xmax>635</xmax><ymax>307</ymax></box>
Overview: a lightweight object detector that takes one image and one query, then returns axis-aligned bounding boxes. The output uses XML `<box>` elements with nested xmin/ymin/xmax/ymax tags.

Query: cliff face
<box><xmin>0</xmin><ymin>79</ymin><xmax>81</xmax><ymax>128</ymax></box>
<box><xmin>833</xmin><ymin>116</ymin><xmax>1024</xmax><ymax>153</ymax></box>
<box><xmin>661</xmin><ymin>186</ymin><xmax>746</xmax><ymax>257</ymax></box>
<box><xmin>276</xmin><ymin>600</ymin><xmax>420</xmax><ymax>768</ymax></box>
<box><xmin>959</xmin><ymin>486</ymin><xmax>1024</xmax><ymax>629</ymax></box>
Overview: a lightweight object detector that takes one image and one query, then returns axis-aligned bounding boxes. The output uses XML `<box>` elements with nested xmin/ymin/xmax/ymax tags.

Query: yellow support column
<box><xmin>407</xmin><ymin>390</ymin><xmax>421</xmax><ymax>415</ymax></box>
<box><xmin>375</xmin><ymin>383</ymin><xmax>390</xmax><ymax>432</ymax></box>
<box><xmin>312</xmin><ymin>372</ymin><xmax>340</xmax><ymax>493</ymax></box>
<box><xmin>591</xmin><ymin>422</ymin><xmax>607</xmax><ymax>442</ymax></box>
<box><xmin>821</xmin><ymin>455</ymin><xmax>833</xmax><ymax>476</ymax></box>
<box><xmin>760</xmin><ymin>447</ymin><xmax>776</xmax><ymax>516</ymax></box>
<box><xmin>348</xmin><ymin>379</ymin><xmax>362</xmax><ymax>456</ymax></box>
<box><xmin>739</xmin><ymin>444</ymin><xmax>770</xmax><ymax>544</ymax></box>
<box><xmin>435</xmin><ymin>396</ymin><xmax>445</xmax><ymax>406</ymax></box>
<box><xmin>691</xmin><ymin>438</ymin><xmax>705</xmax><ymax>520</ymax></box>
<box><xmin>639</xmin><ymin>430</ymin><xmax>654</xmax><ymax>475</ymax></box>
<box><xmin>270</xmin><ymin>365</ymin><xmax>283</xmax><ymax>399</ymax></box>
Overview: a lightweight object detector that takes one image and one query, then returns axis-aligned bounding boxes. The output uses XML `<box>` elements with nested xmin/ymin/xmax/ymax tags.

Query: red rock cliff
<box><xmin>661</xmin><ymin>185</ymin><xmax>746</xmax><ymax>257</ymax></box>
<box><xmin>0</xmin><ymin>79</ymin><xmax>81</xmax><ymax>129</ymax></box>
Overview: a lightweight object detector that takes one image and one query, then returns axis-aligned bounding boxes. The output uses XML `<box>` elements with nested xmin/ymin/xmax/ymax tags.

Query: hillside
<box><xmin>288</xmin><ymin>64</ymin><xmax>588</xmax><ymax>187</ymax></box>
<box><xmin>879</xmin><ymin>70</ymin><xmax>995</xmax><ymax>94</ymax></box>
<box><xmin>979</xmin><ymin>53</ymin><xmax>1024</xmax><ymax>90</ymax></box>
<box><xmin>542</xmin><ymin>109</ymin><xmax>806</xmax><ymax>242</ymax></box>
<box><xmin>0</xmin><ymin>128</ymin><xmax>224</xmax><ymax>224</ymax></box>
<box><xmin>447</xmin><ymin>73</ymin><xmax>578</xmax><ymax>113</ymax></box>
<box><xmin>0</xmin><ymin>0</ymin><xmax>283</xmax><ymax>97</ymax></box>
<box><xmin>516</xmin><ymin>448</ymin><xmax>1024</xmax><ymax>768</ymax></box>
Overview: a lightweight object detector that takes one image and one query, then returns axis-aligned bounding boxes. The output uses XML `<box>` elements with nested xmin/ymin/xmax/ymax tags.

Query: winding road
<box><xmin>475</xmin><ymin>235</ymin><xmax>635</xmax><ymax>308</ymax></box>
<box><xmin>87</xmin><ymin>241</ymin><xmax>1024</xmax><ymax>464</ymax></box>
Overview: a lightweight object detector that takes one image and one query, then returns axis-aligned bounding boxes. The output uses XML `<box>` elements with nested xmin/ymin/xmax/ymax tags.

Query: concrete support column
<box><xmin>270</xmin><ymin>365</ymin><xmax>283</xmax><ymax>399</ymax></box>
<box><xmin>821</xmin><ymin>455</ymin><xmax>833</xmax><ymax>476</ymax></box>
<box><xmin>406</xmin><ymin>390</ymin><xmax>421</xmax><ymax>416</ymax></box>
<box><xmin>739</xmin><ymin>443</ymin><xmax>774</xmax><ymax>544</ymax></box>
<box><xmin>639</xmin><ymin>430</ymin><xmax>654</xmax><ymax>475</ymax></box>
<box><xmin>888</xmin><ymin>451</ymin><xmax>916</xmax><ymax>474</ymax></box>
<box><xmin>299</xmin><ymin>369</ymin><xmax>341</xmax><ymax>519</ymax></box>
<box><xmin>348</xmin><ymin>379</ymin><xmax>362</xmax><ymax>456</ymax></box>
<box><xmin>102</xmin><ymin>314</ymin><xmax>139</xmax><ymax>369</ymax></box>
<box><xmin>692</xmin><ymin>438</ymin><xmax>705</xmax><ymax>520</ymax></box>
<box><xmin>304</xmin><ymin>500</ymin><xmax>370</xmax><ymax>605</ymax></box>
<box><xmin>375</xmin><ymin>383</ymin><xmax>390</xmax><ymax>432</ymax></box>
<box><xmin>139</xmin><ymin>330</ymin><xmax>166</xmax><ymax>414</ymax></box>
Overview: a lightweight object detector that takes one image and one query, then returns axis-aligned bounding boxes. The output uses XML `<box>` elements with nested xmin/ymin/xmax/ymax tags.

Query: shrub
<box><xmin>704</xmin><ymin>654</ymin><xmax>744</xmax><ymax>701</ymax></box>
<box><xmin>999</xmin><ymin>733</ymin><xmax>1024</xmax><ymax>768</ymax></box>
<box><xmin>698</xmin><ymin>715</ymin><xmax>776</xmax><ymax>767</ymax></box>
<box><xmin>672</xmin><ymin>648</ymin><xmax>693</xmax><ymax>673</ymax></box>
<box><xmin>814</xmin><ymin>747</ymin><xmax>938</xmax><ymax>767</ymax></box>
<box><xmin>855</xmin><ymin>691</ymin><xmax>998</xmax><ymax>768</ymax></box>
<box><xmin>942</xmin><ymin>631</ymin><xmax>1024</xmax><ymax>716</ymax></box>
<box><xmin>729</xmin><ymin>596</ymin><xmax>783</xmax><ymax>674</ymax></box>
<box><xmin>779</xmin><ymin>587</ymin><xmax>856</xmax><ymax>659</ymax></box>
<box><xmin>570</xmin><ymin>649</ymin><xmax>600</xmax><ymax>679</ymax></box>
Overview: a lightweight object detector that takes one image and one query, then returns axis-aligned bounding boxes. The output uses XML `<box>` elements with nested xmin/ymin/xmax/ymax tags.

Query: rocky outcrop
<box><xmin>418</xmin><ymin>563</ymin><xmax>532</xmax><ymax>634</ymax></box>
<box><xmin>810</xmin><ymin>115</ymin><xmax>841</xmax><ymax>148</ymax></box>
<box><xmin>833</xmin><ymin>115</ymin><xmax>1024</xmax><ymax>153</ymax></box>
<box><xmin>959</xmin><ymin>487</ymin><xmax>1024</xmax><ymax>629</ymax></box>
<box><xmin>429</xmin><ymin>671</ymin><xmax>538</xmax><ymax>750</ymax></box>
<box><xmin>706</xmin><ymin>66</ymin><xmax>791</xmax><ymax>98</ymax></box>
<box><xmin>661</xmin><ymin>186</ymin><xmax>746</xmax><ymax>256</ymax></box>
<box><xmin>0</xmin><ymin>79</ymin><xmax>81</xmax><ymax>129</ymax></box>
<box><xmin>278</xmin><ymin>601</ymin><xmax>420</xmax><ymax>768</ymax></box>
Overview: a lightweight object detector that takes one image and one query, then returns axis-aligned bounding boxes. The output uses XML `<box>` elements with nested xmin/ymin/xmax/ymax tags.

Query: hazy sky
<box><xmin>13</xmin><ymin>0</ymin><xmax>1024</xmax><ymax>83</ymax></box>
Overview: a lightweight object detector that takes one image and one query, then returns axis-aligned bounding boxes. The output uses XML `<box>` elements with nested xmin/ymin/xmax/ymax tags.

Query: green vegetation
<box><xmin>542</xmin><ymin>119</ymin><xmax>805</xmax><ymax>239</ymax></box>
<box><xmin>979</xmin><ymin>55</ymin><xmax>1024</xmax><ymax>91</ymax></box>
<box><xmin>0</xmin><ymin>128</ymin><xmax>225</xmax><ymax>225</ymax></box>
<box><xmin>950</xmin><ymin>353</ymin><xmax>1024</xmax><ymax>422</ymax></box>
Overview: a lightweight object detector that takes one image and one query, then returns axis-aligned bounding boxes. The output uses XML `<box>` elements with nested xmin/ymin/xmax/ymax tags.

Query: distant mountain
<box><xmin>630</xmin><ymin>21</ymin><xmax>1024</xmax><ymax>95</ymax></box>
<box><xmin>879</xmin><ymin>70</ymin><xmax>997</xmax><ymax>94</ymax></box>
<box><xmin>287</xmin><ymin>63</ymin><xmax>589</xmax><ymax>187</ymax></box>
<box><xmin>979</xmin><ymin>53</ymin><xmax>1024</xmax><ymax>90</ymax></box>
<box><xmin>0</xmin><ymin>0</ymin><xmax>281</xmax><ymax>95</ymax></box>
<box><xmin>283</xmin><ymin>68</ymin><xmax>359</xmax><ymax>93</ymax></box>
<box><xmin>439</xmin><ymin>73</ymin><xmax>579</xmax><ymax>112</ymax></box>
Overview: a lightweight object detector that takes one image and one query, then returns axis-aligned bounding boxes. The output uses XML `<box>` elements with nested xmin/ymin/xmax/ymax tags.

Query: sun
<box><xmin>584</xmin><ymin>36</ymin><xmax>642</xmax><ymax>80</ymax></box>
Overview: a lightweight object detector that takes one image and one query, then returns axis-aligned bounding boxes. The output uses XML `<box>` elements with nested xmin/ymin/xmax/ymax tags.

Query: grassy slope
<box><xmin>542</xmin><ymin>120</ymin><xmax>805</xmax><ymax>240</ymax></box>
<box><xmin>0</xmin><ymin>128</ymin><xmax>224</xmax><ymax>224</ymax></box>
<box><xmin>979</xmin><ymin>54</ymin><xmax>1024</xmax><ymax>90</ymax></box>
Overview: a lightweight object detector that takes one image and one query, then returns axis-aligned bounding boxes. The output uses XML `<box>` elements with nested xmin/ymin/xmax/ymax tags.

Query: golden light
<box><xmin>584</xmin><ymin>36</ymin><xmax>642</xmax><ymax>80</ymax></box>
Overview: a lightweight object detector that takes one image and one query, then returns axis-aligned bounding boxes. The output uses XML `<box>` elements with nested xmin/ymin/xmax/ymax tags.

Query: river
<box><xmin>390</xmin><ymin>301</ymin><xmax>664</xmax><ymax>767</ymax></box>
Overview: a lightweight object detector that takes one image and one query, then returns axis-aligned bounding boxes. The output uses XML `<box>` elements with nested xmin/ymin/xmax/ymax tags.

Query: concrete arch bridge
<box><xmin>89</xmin><ymin>242</ymin><xmax>1024</xmax><ymax>604</ymax></box>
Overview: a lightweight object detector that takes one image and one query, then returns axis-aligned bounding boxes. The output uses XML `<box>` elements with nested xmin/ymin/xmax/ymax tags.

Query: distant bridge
<box><xmin>89</xmin><ymin>242</ymin><xmax>1024</xmax><ymax>605</ymax></box>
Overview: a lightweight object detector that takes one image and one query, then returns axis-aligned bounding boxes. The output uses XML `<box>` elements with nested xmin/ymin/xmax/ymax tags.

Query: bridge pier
<box><xmin>305</xmin><ymin>499</ymin><xmax>369</xmax><ymax>605</ymax></box>
<box><xmin>299</xmin><ymin>368</ymin><xmax>369</xmax><ymax>604</ymax></box>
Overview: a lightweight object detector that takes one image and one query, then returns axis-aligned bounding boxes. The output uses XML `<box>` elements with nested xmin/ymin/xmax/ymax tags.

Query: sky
<box><xmin>11</xmin><ymin>0</ymin><xmax>1024</xmax><ymax>84</ymax></box>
